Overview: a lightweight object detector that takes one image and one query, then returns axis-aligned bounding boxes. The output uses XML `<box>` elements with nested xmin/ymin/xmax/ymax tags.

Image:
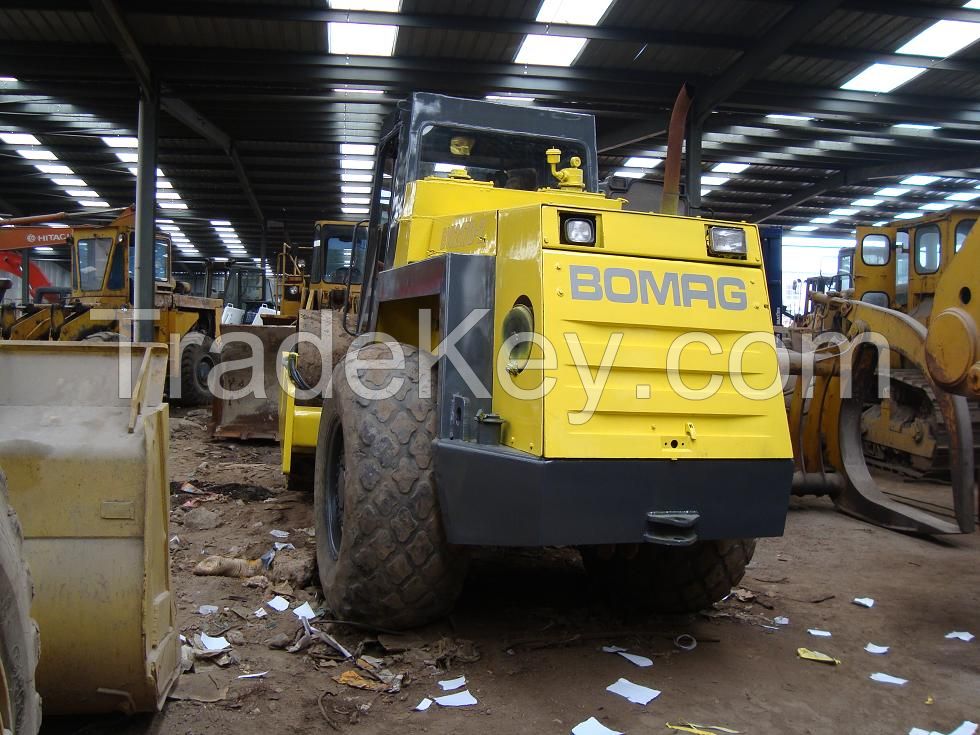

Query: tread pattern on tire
<box><xmin>0</xmin><ymin>470</ymin><xmax>42</xmax><ymax>734</ymax></box>
<box><xmin>315</xmin><ymin>343</ymin><xmax>466</xmax><ymax>629</ymax></box>
<box><xmin>176</xmin><ymin>333</ymin><xmax>215</xmax><ymax>407</ymax></box>
<box><xmin>582</xmin><ymin>539</ymin><xmax>756</xmax><ymax>613</ymax></box>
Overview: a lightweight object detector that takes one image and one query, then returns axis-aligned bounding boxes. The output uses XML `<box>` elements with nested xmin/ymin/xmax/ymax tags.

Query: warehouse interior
<box><xmin>0</xmin><ymin>2</ymin><xmax>978</xmax><ymax>734</ymax></box>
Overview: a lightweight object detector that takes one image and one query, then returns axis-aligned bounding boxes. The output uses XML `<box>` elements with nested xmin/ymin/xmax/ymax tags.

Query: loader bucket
<box><xmin>0</xmin><ymin>340</ymin><xmax>179</xmax><ymax>714</ymax></box>
<box><xmin>210</xmin><ymin>324</ymin><xmax>295</xmax><ymax>440</ymax></box>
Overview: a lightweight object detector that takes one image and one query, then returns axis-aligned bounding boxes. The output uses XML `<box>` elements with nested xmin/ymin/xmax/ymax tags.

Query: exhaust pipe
<box><xmin>660</xmin><ymin>83</ymin><xmax>693</xmax><ymax>216</ymax></box>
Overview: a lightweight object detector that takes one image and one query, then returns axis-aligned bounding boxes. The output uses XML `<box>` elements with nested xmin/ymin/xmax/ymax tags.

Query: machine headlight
<box><xmin>563</xmin><ymin>217</ymin><xmax>596</xmax><ymax>245</ymax></box>
<box><xmin>502</xmin><ymin>302</ymin><xmax>534</xmax><ymax>375</ymax></box>
<box><xmin>707</xmin><ymin>226</ymin><xmax>747</xmax><ymax>258</ymax></box>
<box><xmin>287</xmin><ymin>285</ymin><xmax>299</xmax><ymax>297</ymax></box>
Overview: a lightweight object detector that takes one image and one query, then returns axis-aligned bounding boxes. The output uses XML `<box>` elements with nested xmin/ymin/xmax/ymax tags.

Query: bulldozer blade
<box><xmin>210</xmin><ymin>324</ymin><xmax>295</xmax><ymax>440</ymax></box>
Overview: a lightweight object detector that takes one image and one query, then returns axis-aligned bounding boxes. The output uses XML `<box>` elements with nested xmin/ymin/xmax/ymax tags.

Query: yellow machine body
<box><xmin>0</xmin><ymin>341</ymin><xmax>179</xmax><ymax>714</ymax></box>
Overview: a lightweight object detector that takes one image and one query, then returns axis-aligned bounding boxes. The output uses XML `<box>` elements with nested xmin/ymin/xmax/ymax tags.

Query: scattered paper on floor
<box><xmin>197</xmin><ymin>604</ymin><xmax>219</xmax><ymax>615</ymax></box>
<box><xmin>797</xmin><ymin>647</ymin><xmax>840</xmax><ymax>665</ymax></box>
<box><xmin>200</xmin><ymin>632</ymin><xmax>230</xmax><ymax>651</ymax></box>
<box><xmin>949</xmin><ymin>722</ymin><xmax>978</xmax><ymax>735</ymax></box>
<box><xmin>853</xmin><ymin>597</ymin><xmax>875</xmax><ymax>608</ymax></box>
<box><xmin>237</xmin><ymin>672</ymin><xmax>268</xmax><ymax>679</ymax></box>
<box><xmin>870</xmin><ymin>672</ymin><xmax>908</xmax><ymax>686</ymax></box>
<box><xmin>273</xmin><ymin>542</ymin><xmax>295</xmax><ymax>551</ymax></box>
<box><xmin>434</xmin><ymin>689</ymin><xmax>478</xmax><ymax>707</ymax></box>
<box><xmin>438</xmin><ymin>676</ymin><xmax>466</xmax><ymax>691</ymax></box>
<box><xmin>606</xmin><ymin>677</ymin><xmax>661</xmax><ymax>705</ymax></box>
<box><xmin>773</xmin><ymin>616</ymin><xmax>790</xmax><ymax>626</ymax></box>
<box><xmin>267</xmin><ymin>595</ymin><xmax>289</xmax><ymax>612</ymax></box>
<box><xmin>617</xmin><ymin>651</ymin><xmax>654</xmax><ymax>667</ymax></box>
<box><xmin>807</xmin><ymin>629</ymin><xmax>832</xmax><ymax>637</ymax></box>
<box><xmin>601</xmin><ymin>645</ymin><xmax>627</xmax><ymax>653</ymax></box>
<box><xmin>292</xmin><ymin>601</ymin><xmax>316</xmax><ymax>619</ymax></box>
<box><xmin>270</xmin><ymin>529</ymin><xmax>290</xmax><ymax>538</ymax></box>
<box><xmin>572</xmin><ymin>716</ymin><xmax>623</xmax><ymax>735</ymax></box>
<box><xmin>254</xmin><ymin>608</ymin><xmax>267</xmax><ymax>619</ymax></box>
<box><xmin>865</xmin><ymin>643</ymin><xmax>890</xmax><ymax>655</ymax></box>
<box><xmin>945</xmin><ymin>631</ymin><xmax>974</xmax><ymax>642</ymax></box>
<box><xmin>414</xmin><ymin>698</ymin><xmax>432</xmax><ymax>712</ymax></box>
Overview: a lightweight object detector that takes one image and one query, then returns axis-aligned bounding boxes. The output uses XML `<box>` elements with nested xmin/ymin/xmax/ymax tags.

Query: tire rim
<box><xmin>324</xmin><ymin>416</ymin><xmax>346</xmax><ymax>561</ymax></box>
<box><xmin>196</xmin><ymin>354</ymin><xmax>214</xmax><ymax>391</ymax></box>
<box><xmin>0</xmin><ymin>650</ymin><xmax>12</xmax><ymax>734</ymax></box>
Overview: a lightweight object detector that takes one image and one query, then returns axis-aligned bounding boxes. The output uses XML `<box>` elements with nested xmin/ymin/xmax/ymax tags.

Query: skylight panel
<box><xmin>51</xmin><ymin>178</ymin><xmax>86</xmax><ymax>187</ymax></box>
<box><xmin>341</xmin><ymin>173</ymin><xmax>373</xmax><ymax>183</ymax></box>
<box><xmin>342</xmin><ymin>185</ymin><xmax>372</xmax><ymax>194</ymax></box>
<box><xmin>851</xmin><ymin>199</ymin><xmax>882</xmax><ymax>207</ymax></box>
<box><xmin>713</xmin><ymin>162</ymin><xmax>749</xmax><ymax>173</ymax></box>
<box><xmin>896</xmin><ymin>20</ymin><xmax>980</xmax><ymax>58</ymax></box>
<box><xmin>35</xmin><ymin>164</ymin><xmax>73</xmax><ymax>175</ymax></box>
<box><xmin>920</xmin><ymin>202</ymin><xmax>954</xmax><ymax>211</ymax></box>
<box><xmin>792</xmin><ymin>225</ymin><xmax>818</xmax><ymax>232</ymax></box>
<box><xmin>342</xmin><ymin>206</ymin><xmax>370</xmax><ymax>214</ymax></box>
<box><xmin>101</xmin><ymin>136</ymin><xmax>138</xmax><ymax>148</ymax></box>
<box><xmin>157</xmin><ymin>180</ymin><xmax>173</xmax><ymax>189</ymax></box>
<box><xmin>613</xmin><ymin>169</ymin><xmax>644</xmax><ymax>179</ymax></box>
<box><xmin>535</xmin><ymin>0</ymin><xmax>615</xmax><ymax>26</ymax></box>
<box><xmin>0</xmin><ymin>76</ymin><xmax>17</xmax><ymax>82</ymax></box>
<box><xmin>17</xmin><ymin>149</ymin><xmax>56</xmax><ymax>160</ymax></box>
<box><xmin>840</xmin><ymin>63</ymin><xmax>926</xmax><ymax>93</ymax></box>
<box><xmin>830</xmin><ymin>208</ymin><xmax>859</xmax><ymax>216</ymax></box>
<box><xmin>701</xmin><ymin>176</ymin><xmax>729</xmax><ymax>186</ymax></box>
<box><xmin>328</xmin><ymin>22</ymin><xmax>398</xmax><ymax>56</ymax></box>
<box><xmin>115</xmin><ymin>152</ymin><xmax>139</xmax><ymax>163</ymax></box>
<box><xmin>341</xmin><ymin>158</ymin><xmax>374</xmax><ymax>170</ymax></box>
<box><xmin>894</xmin><ymin>212</ymin><xmax>921</xmax><ymax>219</ymax></box>
<box><xmin>78</xmin><ymin>199</ymin><xmax>109</xmax><ymax>208</ymax></box>
<box><xmin>892</xmin><ymin>123</ymin><xmax>940</xmax><ymax>131</ymax></box>
<box><xmin>342</xmin><ymin>196</ymin><xmax>371</xmax><ymax>205</ymax></box>
<box><xmin>765</xmin><ymin>114</ymin><xmax>813</xmax><ymax>122</ymax></box>
<box><xmin>159</xmin><ymin>201</ymin><xmax>188</xmax><ymax>209</ymax></box>
<box><xmin>0</xmin><ymin>132</ymin><xmax>40</xmax><ymax>145</ymax></box>
<box><xmin>328</xmin><ymin>0</ymin><xmax>400</xmax><ymax>9</ymax></box>
<box><xmin>66</xmin><ymin>189</ymin><xmax>98</xmax><ymax>198</ymax></box>
<box><xmin>810</xmin><ymin>217</ymin><xmax>838</xmax><ymax>224</ymax></box>
<box><xmin>210</xmin><ymin>220</ymin><xmax>231</xmax><ymax>226</ymax></box>
<box><xmin>514</xmin><ymin>35</ymin><xmax>587</xmax><ymax>67</ymax></box>
<box><xmin>334</xmin><ymin>88</ymin><xmax>385</xmax><ymax>95</ymax></box>
<box><xmin>875</xmin><ymin>187</ymin><xmax>909</xmax><ymax>197</ymax></box>
<box><xmin>486</xmin><ymin>95</ymin><xmax>536</xmax><ymax>104</ymax></box>
<box><xmin>623</xmin><ymin>157</ymin><xmax>661</xmax><ymax>168</ymax></box>
<box><xmin>901</xmin><ymin>174</ymin><xmax>940</xmax><ymax>186</ymax></box>
<box><xmin>700</xmin><ymin>188</ymin><xmax>713</xmax><ymax>197</ymax></box>
<box><xmin>340</xmin><ymin>143</ymin><xmax>376</xmax><ymax>156</ymax></box>
<box><xmin>156</xmin><ymin>192</ymin><xmax>181</xmax><ymax>200</ymax></box>
<box><xmin>946</xmin><ymin>191</ymin><xmax>980</xmax><ymax>201</ymax></box>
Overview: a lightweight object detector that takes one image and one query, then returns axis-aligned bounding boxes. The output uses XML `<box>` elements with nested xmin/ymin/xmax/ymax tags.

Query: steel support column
<box><xmin>685</xmin><ymin>113</ymin><xmax>703</xmax><ymax>214</ymax></box>
<box><xmin>260</xmin><ymin>228</ymin><xmax>268</xmax><ymax>302</ymax></box>
<box><xmin>20</xmin><ymin>247</ymin><xmax>30</xmax><ymax>305</ymax></box>
<box><xmin>134</xmin><ymin>85</ymin><xmax>159</xmax><ymax>343</ymax></box>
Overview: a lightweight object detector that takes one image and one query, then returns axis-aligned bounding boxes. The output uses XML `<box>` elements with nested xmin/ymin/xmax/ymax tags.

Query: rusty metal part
<box><xmin>660</xmin><ymin>83</ymin><xmax>692</xmax><ymax>216</ymax></box>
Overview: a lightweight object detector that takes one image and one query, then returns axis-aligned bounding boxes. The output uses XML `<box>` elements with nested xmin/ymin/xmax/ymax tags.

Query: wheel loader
<box><xmin>278</xmin><ymin>92</ymin><xmax>794</xmax><ymax>628</ymax></box>
<box><xmin>0</xmin><ymin>207</ymin><xmax>222</xmax><ymax>405</ymax></box>
<box><xmin>786</xmin><ymin>210</ymin><xmax>977</xmax><ymax>534</ymax></box>
<box><xmin>0</xmin><ymin>340</ymin><xmax>179</xmax><ymax>733</ymax></box>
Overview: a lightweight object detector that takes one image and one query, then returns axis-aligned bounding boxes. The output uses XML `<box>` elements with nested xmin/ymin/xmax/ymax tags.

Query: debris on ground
<box><xmin>865</xmin><ymin>643</ymin><xmax>889</xmax><ymax>654</ymax></box>
<box><xmin>870</xmin><ymin>672</ymin><xmax>908</xmax><ymax>686</ymax></box>
<box><xmin>266</xmin><ymin>633</ymin><xmax>292</xmax><ymax>650</ymax></box>
<box><xmin>333</xmin><ymin>669</ymin><xmax>388</xmax><ymax>692</ymax></box>
<box><xmin>167</xmin><ymin>673</ymin><xmax>229</xmax><ymax>703</ymax></box>
<box><xmin>852</xmin><ymin>597</ymin><xmax>875</xmax><ymax>608</ymax></box>
<box><xmin>674</xmin><ymin>634</ymin><xmax>698</xmax><ymax>651</ymax></box>
<box><xmin>602</xmin><ymin>647</ymin><xmax>653</xmax><ymax>667</ymax></box>
<box><xmin>267</xmin><ymin>595</ymin><xmax>289</xmax><ymax>612</ymax></box>
<box><xmin>433</xmin><ymin>689</ymin><xmax>478</xmax><ymax>707</ymax></box>
<box><xmin>944</xmin><ymin>631</ymin><xmax>974</xmax><ymax>642</ymax></box>
<box><xmin>430</xmin><ymin>636</ymin><xmax>481</xmax><ymax>668</ymax></box>
<box><xmin>773</xmin><ymin>616</ymin><xmax>790</xmax><ymax>626</ymax></box>
<box><xmin>807</xmin><ymin>629</ymin><xmax>832</xmax><ymax>637</ymax></box>
<box><xmin>194</xmin><ymin>555</ymin><xmax>264</xmax><ymax>577</ymax></box>
<box><xmin>198</xmin><ymin>632</ymin><xmax>230</xmax><ymax>651</ymax></box>
<box><xmin>797</xmin><ymin>647</ymin><xmax>840</xmax><ymax>665</ymax></box>
<box><xmin>438</xmin><ymin>676</ymin><xmax>466</xmax><ymax>691</ymax></box>
<box><xmin>910</xmin><ymin>721</ymin><xmax>978</xmax><ymax>735</ymax></box>
<box><xmin>293</xmin><ymin>601</ymin><xmax>316</xmax><ymax>619</ymax></box>
<box><xmin>197</xmin><ymin>604</ymin><xmax>219</xmax><ymax>615</ymax></box>
<box><xmin>181</xmin><ymin>506</ymin><xmax>222</xmax><ymax>531</ymax></box>
<box><xmin>667</xmin><ymin>723</ymin><xmax>741</xmax><ymax>735</ymax></box>
<box><xmin>572</xmin><ymin>716</ymin><xmax>622</xmax><ymax>735</ymax></box>
<box><xmin>605</xmin><ymin>677</ymin><xmax>660</xmax><ymax>705</ymax></box>
<box><xmin>414</xmin><ymin>698</ymin><xmax>433</xmax><ymax>712</ymax></box>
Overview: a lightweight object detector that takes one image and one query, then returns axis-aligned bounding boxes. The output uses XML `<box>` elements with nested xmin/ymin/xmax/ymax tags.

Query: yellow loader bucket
<box><xmin>0</xmin><ymin>341</ymin><xmax>179</xmax><ymax>714</ymax></box>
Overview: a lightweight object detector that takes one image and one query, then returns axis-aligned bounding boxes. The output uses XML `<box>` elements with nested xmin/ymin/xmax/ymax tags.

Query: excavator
<box><xmin>787</xmin><ymin>209</ymin><xmax>978</xmax><ymax>534</ymax></box>
<box><xmin>0</xmin><ymin>207</ymin><xmax>222</xmax><ymax>404</ymax></box>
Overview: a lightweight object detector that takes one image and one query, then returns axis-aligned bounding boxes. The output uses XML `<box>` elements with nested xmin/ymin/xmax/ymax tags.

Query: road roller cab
<box><xmin>292</xmin><ymin>93</ymin><xmax>794</xmax><ymax>628</ymax></box>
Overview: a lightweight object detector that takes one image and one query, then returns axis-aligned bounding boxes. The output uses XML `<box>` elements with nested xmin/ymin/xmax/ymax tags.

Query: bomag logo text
<box><xmin>569</xmin><ymin>265</ymin><xmax>748</xmax><ymax>310</ymax></box>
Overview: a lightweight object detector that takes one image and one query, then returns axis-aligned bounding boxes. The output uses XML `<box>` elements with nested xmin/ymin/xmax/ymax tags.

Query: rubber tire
<box><xmin>313</xmin><ymin>343</ymin><xmax>466</xmax><ymax>629</ymax></box>
<box><xmin>81</xmin><ymin>331</ymin><xmax>120</xmax><ymax>342</ymax></box>
<box><xmin>581</xmin><ymin>539</ymin><xmax>756</xmax><ymax>613</ymax></box>
<box><xmin>0</xmin><ymin>471</ymin><xmax>42</xmax><ymax>735</ymax></box>
<box><xmin>176</xmin><ymin>333</ymin><xmax>215</xmax><ymax>407</ymax></box>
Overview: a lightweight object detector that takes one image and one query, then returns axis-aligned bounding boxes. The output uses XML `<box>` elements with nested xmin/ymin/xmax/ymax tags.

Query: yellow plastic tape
<box><xmin>797</xmin><ymin>647</ymin><xmax>841</xmax><ymax>665</ymax></box>
<box><xmin>666</xmin><ymin>724</ymin><xmax>715</xmax><ymax>735</ymax></box>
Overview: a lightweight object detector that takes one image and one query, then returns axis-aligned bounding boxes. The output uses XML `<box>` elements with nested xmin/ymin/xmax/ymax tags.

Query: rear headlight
<box><xmin>707</xmin><ymin>226</ymin><xmax>747</xmax><ymax>258</ymax></box>
<box><xmin>563</xmin><ymin>217</ymin><xmax>596</xmax><ymax>245</ymax></box>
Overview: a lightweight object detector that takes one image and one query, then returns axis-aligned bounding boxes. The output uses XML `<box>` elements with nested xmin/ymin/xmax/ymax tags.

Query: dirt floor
<box><xmin>41</xmin><ymin>407</ymin><xmax>980</xmax><ymax>735</ymax></box>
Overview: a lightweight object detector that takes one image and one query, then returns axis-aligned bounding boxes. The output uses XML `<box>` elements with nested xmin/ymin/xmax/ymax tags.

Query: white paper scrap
<box><xmin>414</xmin><ymin>698</ymin><xmax>433</xmax><ymax>712</ymax></box>
<box><xmin>200</xmin><ymin>633</ymin><xmax>230</xmax><ymax>651</ymax></box>
<box><xmin>945</xmin><ymin>631</ymin><xmax>974</xmax><ymax>642</ymax></box>
<box><xmin>949</xmin><ymin>722</ymin><xmax>979</xmax><ymax>735</ymax></box>
<box><xmin>197</xmin><ymin>604</ymin><xmax>219</xmax><ymax>615</ymax></box>
<box><xmin>617</xmin><ymin>651</ymin><xmax>653</xmax><ymax>667</ymax></box>
<box><xmin>269</xmin><ymin>529</ymin><xmax>290</xmax><ymax>539</ymax></box>
<box><xmin>601</xmin><ymin>645</ymin><xmax>627</xmax><ymax>653</ymax></box>
<box><xmin>865</xmin><ymin>643</ymin><xmax>890</xmax><ymax>655</ymax></box>
<box><xmin>853</xmin><ymin>597</ymin><xmax>875</xmax><ymax>608</ymax></box>
<box><xmin>908</xmin><ymin>729</ymin><xmax>932</xmax><ymax>735</ymax></box>
<box><xmin>774</xmin><ymin>616</ymin><xmax>790</xmax><ymax>626</ymax></box>
<box><xmin>273</xmin><ymin>542</ymin><xmax>295</xmax><ymax>551</ymax></box>
<box><xmin>434</xmin><ymin>690</ymin><xmax>478</xmax><ymax>707</ymax></box>
<box><xmin>438</xmin><ymin>676</ymin><xmax>466</xmax><ymax>691</ymax></box>
<box><xmin>807</xmin><ymin>629</ymin><xmax>832</xmax><ymax>637</ymax></box>
<box><xmin>266</xmin><ymin>595</ymin><xmax>289</xmax><ymax>612</ymax></box>
<box><xmin>238</xmin><ymin>672</ymin><xmax>268</xmax><ymax>679</ymax></box>
<box><xmin>606</xmin><ymin>677</ymin><xmax>661</xmax><ymax>705</ymax></box>
<box><xmin>870</xmin><ymin>672</ymin><xmax>908</xmax><ymax>686</ymax></box>
<box><xmin>572</xmin><ymin>717</ymin><xmax>623</xmax><ymax>735</ymax></box>
<box><xmin>254</xmin><ymin>608</ymin><xmax>267</xmax><ymax>619</ymax></box>
<box><xmin>292</xmin><ymin>601</ymin><xmax>316</xmax><ymax>620</ymax></box>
